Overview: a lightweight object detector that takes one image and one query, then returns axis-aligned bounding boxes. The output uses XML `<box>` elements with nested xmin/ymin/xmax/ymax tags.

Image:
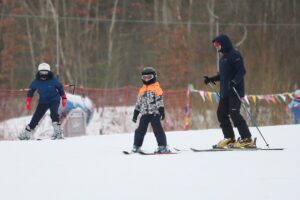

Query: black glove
<box><xmin>132</xmin><ymin>109</ymin><xmax>139</xmax><ymax>123</ymax></box>
<box><xmin>204</xmin><ymin>76</ymin><xmax>216</xmax><ymax>85</ymax></box>
<box><xmin>229</xmin><ymin>80</ymin><xmax>237</xmax><ymax>89</ymax></box>
<box><xmin>158</xmin><ymin>107</ymin><xmax>165</xmax><ymax>120</ymax></box>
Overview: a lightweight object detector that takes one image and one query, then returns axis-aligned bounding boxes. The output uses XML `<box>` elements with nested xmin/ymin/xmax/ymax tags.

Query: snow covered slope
<box><xmin>0</xmin><ymin>125</ymin><xmax>299</xmax><ymax>200</ymax></box>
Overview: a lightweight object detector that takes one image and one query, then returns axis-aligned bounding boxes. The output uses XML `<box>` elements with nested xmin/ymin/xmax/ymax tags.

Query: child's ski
<box><xmin>123</xmin><ymin>150</ymin><xmax>178</xmax><ymax>155</ymax></box>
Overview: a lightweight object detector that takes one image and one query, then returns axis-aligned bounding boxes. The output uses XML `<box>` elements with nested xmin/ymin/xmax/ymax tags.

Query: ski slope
<box><xmin>0</xmin><ymin>125</ymin><xmax>299</xmax><ymax>200</ymax></box>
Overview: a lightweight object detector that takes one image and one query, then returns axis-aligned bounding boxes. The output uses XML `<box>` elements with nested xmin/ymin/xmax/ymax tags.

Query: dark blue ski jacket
<box><xmin>212</xmin><ymin>34</ymin><xmax>246</xmax><ymax>98</ymax></box>
<box><xmin>27</xmin><ymin>72</ymin><xmax>65</xmax><ymax>104</ymax></box>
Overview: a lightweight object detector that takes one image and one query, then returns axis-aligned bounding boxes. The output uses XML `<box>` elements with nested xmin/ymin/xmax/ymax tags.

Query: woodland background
<box><xmin>0</xmin><ymin>0</ymin><xmax>299</xmax><ymax>91</ymax></box>
<box><xmin>0</xmin><ymin>0</ymin><xmax>299</xmax><ymax>130</ymax></box>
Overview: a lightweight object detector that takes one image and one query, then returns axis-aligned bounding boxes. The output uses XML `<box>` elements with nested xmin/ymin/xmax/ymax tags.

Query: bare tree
<box><xmin>105</xmin><ymin>0</ymin><xmax>119</xmax><ymax>88</ymax></box>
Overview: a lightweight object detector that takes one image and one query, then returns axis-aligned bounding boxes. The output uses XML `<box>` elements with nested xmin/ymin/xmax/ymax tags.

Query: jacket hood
<box><xmin>212</xmin><ymin>34</ymin><xmax>234</xmax><ymax>53</ymax></box>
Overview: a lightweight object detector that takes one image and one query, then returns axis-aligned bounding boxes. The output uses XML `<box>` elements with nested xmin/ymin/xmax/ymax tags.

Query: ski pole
<box><xmin>208</xmin><ymin>81</ymin><xmax>270</xmax><ymax>148</ymax></box>
<box><xmin>232</xmin><ymin>87</ymin><xmax>270</xmax><ymax>148</ymax></box>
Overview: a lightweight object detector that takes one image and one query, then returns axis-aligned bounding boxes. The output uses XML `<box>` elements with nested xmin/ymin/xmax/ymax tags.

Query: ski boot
<box><xmin>18</xmin><ymin>126</ymin><xmax>33</xmax><ymax>140</ymax></box>
<box><xmin>212</xmin><ymin>138</ymin><xmax>236</xmax><ymax>149</ymax></box>
<box><xmin>51</xmin><ymin>122</ymin><xmax>64</xmax><ymax>140</ymax></box>
<box><xmin>154</xmin><ymin>146</ymin><xmax>171</xmax><ymax>154</ymax></box>
<box><xmin>233</xmin><ymin>137</ymin><xmax>256</xmax><ymax>148</ymax></box>
<box><xmin>131</xmin><ymin>145</ymin><xmax>142</xmax><ymax>153</ymax></box>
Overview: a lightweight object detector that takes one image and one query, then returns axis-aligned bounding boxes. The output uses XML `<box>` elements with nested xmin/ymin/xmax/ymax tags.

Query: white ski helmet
<box><xmin>38</xmin><ymin>62</ymin><xmax>51</xmax><ymax>71</ymax></box>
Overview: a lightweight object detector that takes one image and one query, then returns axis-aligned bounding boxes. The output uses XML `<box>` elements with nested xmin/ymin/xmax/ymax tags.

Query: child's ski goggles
<box><xmin>39</xmin><ymin>70</ymin><xmax>49</xmax><ymax>75</ymax></box>
<box><xmin>141</xmin><ymin>74</ymin><xmax>154</xmax><ymax>81</ymax></box>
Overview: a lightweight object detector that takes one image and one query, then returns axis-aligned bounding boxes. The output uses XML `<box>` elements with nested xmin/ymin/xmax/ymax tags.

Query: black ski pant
<box><xmin>217</xmin><ymin>93</ymin><xmax>251</xmax><ymax>139</ymax></box>
<box><xmin>134</xmin><ymin>114</ymin><xmax>167</xmax><ymax>147</ymax></box>
<box><xmin>28</xmin><ymin>101</ymin><xmax>60</xmax><ymax>130</ymax></box>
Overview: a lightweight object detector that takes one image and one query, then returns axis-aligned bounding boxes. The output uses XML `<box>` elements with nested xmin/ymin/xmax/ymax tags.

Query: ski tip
<box><xmin>263</xmin><ymin>148</ymin><xmax>284</xmax><ymax>151</ymax></box>
<box><xmin>122</xmin><ymin>151</ymin><xmax>131</xmax><ymax>155</ymax></box>
<box><xmin>173</xmin><ymin>147</ymin><xmax>181</xmax><ymax>152</ymax></box>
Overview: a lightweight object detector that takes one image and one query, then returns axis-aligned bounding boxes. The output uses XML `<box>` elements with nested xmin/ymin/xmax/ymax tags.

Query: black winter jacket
<box><xmin>212</xmin><ymin>34</ymin><xmax>246</xmax><ymax>98</ymax></box>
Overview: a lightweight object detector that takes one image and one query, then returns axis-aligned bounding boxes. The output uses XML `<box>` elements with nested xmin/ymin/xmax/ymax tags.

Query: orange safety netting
<box><xmin>0</xmin><ymin>85</ymin><xmax>188</xmax><ymax>132</ymax></box>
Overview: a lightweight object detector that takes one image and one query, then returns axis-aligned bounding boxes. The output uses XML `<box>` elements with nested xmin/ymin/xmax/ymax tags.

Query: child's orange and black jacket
<box><xmin>135</xmin><ymin>82</ymin><xmax>164</xmax><ymax>115</ymax></box>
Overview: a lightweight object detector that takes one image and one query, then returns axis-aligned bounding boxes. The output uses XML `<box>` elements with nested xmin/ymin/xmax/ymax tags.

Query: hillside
<box><xmin>0</xmin><ymin>125</ymin><xmax>299</xmax><ymax>200</ymax></box>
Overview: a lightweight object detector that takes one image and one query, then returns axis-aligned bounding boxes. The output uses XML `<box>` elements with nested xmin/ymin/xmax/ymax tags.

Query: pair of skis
<box><xmin>123</xmin><ymin>150</ymin><xmax>178</xmax><ymax>155</ymax></box>
<box><xmin>189</xmin><ymin>147</ymin><xmax>284</xmax><ymax>152</ymax></box>
<box><xmin>123</xmin><ymin>146</ymin><xmax>284</xmax><ymax>155</ymax></box>
<box><xmin>189</xmin><ymin>137</ymin><xmax>283</xmax><ymax>152</ymax></box>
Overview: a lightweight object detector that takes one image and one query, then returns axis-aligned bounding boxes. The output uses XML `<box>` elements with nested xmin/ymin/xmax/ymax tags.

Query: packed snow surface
<box><xmin>0</xmin><ymin>124</ymin><xmax>299</xmax><ymax>200</ymax></box>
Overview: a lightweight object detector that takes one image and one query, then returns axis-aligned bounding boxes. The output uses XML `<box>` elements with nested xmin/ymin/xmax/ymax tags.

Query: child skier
<box><xmin>18</xmin><ymin>62</ymin><xmax>67</xmax><ymax>140</ymax></box>
<box><xmin>288</xmin><ymin>89</ymin><xmax>300</xmax><ymax>124</ymax></box>
<box><xmin>131</xmin><ymin>66</ymin><xmax>170</xmax><ymax>153</ymax></box>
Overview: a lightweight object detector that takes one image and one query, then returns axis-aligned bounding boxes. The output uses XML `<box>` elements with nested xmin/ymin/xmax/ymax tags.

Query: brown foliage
<box><xmin>0</xmin><ymin>0</ymin><xmax>298</xmax><ymax>92</ymax></box>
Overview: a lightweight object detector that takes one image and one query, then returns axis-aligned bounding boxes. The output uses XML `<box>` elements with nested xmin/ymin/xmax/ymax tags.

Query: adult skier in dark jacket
<box><xmin>204</xmin><ymin>34</ymin><xmax>254</xmax><ymax>148</ymax></box>
<box><xmin>19</xmin><ymin>62</ymin><xmax>67</xmax><ymax>140</ymax></box>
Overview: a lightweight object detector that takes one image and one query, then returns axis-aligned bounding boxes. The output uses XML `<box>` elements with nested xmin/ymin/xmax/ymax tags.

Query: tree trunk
<box><xmin>25</xmin><ymin>17</ymin><xmax>36</xmax><ymax>76</ymax></box>
<box><xmin>106</xmin><ymin>0</ymin><xmax>119</xmax><ymax>88</ymax></box>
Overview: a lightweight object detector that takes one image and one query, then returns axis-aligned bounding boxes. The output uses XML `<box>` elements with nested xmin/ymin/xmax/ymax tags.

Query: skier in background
<box><xmin>288</xmin><ymin>89</ymin><xmax>300</xmax><ymax>124</ymax></box>
<box><xmin>131</xmin><ymin>66</ymin><xmax>170</xmax><ymax>153</ymax></box>
<box><xmin>204</xmin><ymin>34</ymin><xmax>255</xmax><ymax>148</ymax></box>
<box><xmin>18</xmin><ymin>62</ymin><xmax>67</xmax><ymax>140</ymax></box>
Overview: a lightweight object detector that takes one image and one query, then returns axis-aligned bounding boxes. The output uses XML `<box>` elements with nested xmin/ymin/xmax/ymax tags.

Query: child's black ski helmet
<box><xmin>141</xmin><ymin>66</ymin><xmax>157</xmax><ymax>85</ymax></box>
